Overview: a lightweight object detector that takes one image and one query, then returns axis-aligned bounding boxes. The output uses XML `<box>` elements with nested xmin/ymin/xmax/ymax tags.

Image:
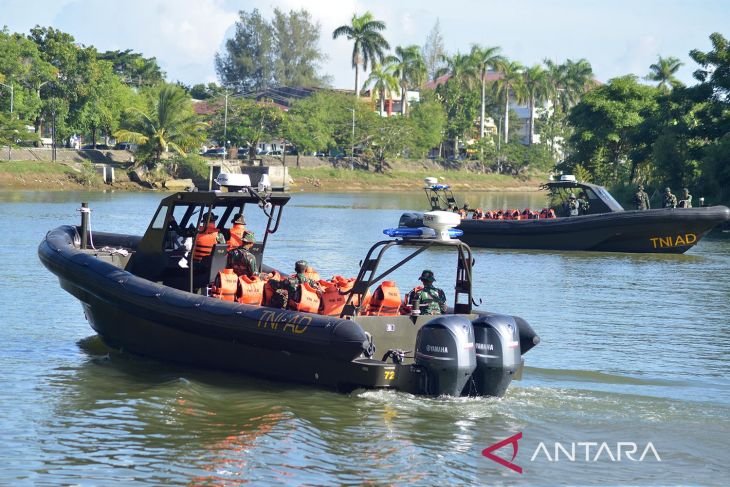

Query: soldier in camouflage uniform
<box><xmin>227</xmin><ymin>232</ymin><xmax>257</xmax><ymax>278</ymax></box>
<box><xmin>633</xmin><ymin>184</ymin><xmax>650</xmax><ymax>210</ymax></box>
<box><xmin>566</xmin><ymin>194</ymin><xmax>580</xmax><ymax>216</ymax></box>
<box><xmin>406</xmin><ymin>269</ymin><xmax>447</xmax><ymax>315</ymax></box>
<box><xmin>678</xmin><ymin>188</ymin><xmax>692</xmax><ymax>208</ymax></box>
<box><xmin>269</xmin><ymin>260</ymin><xmax>321</xmax><ymax>309</ymax></box>
<box><xmin>662</xmin><ymin>187</ymin><xmax>678</xmax><ymax>208</ymax></box>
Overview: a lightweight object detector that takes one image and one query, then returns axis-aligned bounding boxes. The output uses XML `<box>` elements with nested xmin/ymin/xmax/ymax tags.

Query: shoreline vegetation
<box><xmin>0</xmin><ymin>160</ymin><xmax>544</xmax><ymax>193</ymax></box>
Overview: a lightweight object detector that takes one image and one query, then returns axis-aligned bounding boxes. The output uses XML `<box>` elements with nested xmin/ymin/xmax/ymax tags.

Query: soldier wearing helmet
<box><xmin>633</xmin><ymin>184</ymin><xmax>650</xmax><ymax>210</ymax></box>
<box><xmin>405</xmin><ymin>269</ymin><xmax>447</xmax><ymax>315</ymax></box>
<box><xmin>662</xmin><ymin>187</ymin><xmax>677</xmax><ymax>208</ymax></box>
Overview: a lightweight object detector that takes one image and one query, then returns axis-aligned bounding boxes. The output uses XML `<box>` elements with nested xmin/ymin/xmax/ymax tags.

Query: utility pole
<box><xmin>51</xmin><ymin>110</ymin><xmax>57</xmax><ymax>162</ymax></box>
<box><xmin>222</xmin><ymin>90</ymin><xmax>229</xmax><ymax>161</ymax></box>
<box><xmin>0</xmin><ymin>81</ymin><xmax>13</xmax><ymax>115</ymax></box>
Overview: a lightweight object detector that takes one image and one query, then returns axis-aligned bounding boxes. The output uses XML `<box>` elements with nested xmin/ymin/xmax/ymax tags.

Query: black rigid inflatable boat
<box><xmin>399</xmin><ymin>177</ymin><xmax>730</xmax><ymax>253</ymax></box>
<box><xmin>39</xmin><ymin>181</ymin><xmax>538</xmax><ymax>397</ymax></box>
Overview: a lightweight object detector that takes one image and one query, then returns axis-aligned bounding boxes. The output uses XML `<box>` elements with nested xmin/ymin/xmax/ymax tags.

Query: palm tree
<box><xmin>470</xmin><ymin>45</ymin><xmax>504</xmax><ymax>138</ymax></box>
<box><xmin>333</xmin><ymin>12</ymin><xmax>390</xmax><ymax>96</ymax></box>
<box><xmin>388</xmin><ymin>45</ymin><xmax>427</xmax><ymax>115</ymax></box>
<box><xmin>114</xmin><ymin>84</ymin><xmax>206</xmax><ymax>166</ymax></box>
<box><xmin>646</xmin><ymin>56</ymin><xmax>683</xmax><ymax>91</ymax></box>
<box><xmin>436</xmin><ymin>52</ymin><xmax>478</xmax><ymax>88</ymax></box>
<box><xmin>363</xmin><ymin>62</ymin><xmax>400</xmax><ymax>115</ymax></box>
<box><xmin>523</xmin><ymin>65</ymin><xmax>552</xmax><ymax>145</ymax></box>
<box><xmin>492</xmin><ymin>60</ymin><xmax>524</xmax><ymax>144</ymax></box>
<box><xmin>544</xmin><ymin>58</ymin><xmax>595</xmax><ymax>113</ymax></box>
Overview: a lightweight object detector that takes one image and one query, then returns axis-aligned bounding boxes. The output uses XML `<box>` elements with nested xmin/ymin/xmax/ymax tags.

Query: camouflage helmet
<box><xmin>242</xmin><ymin>232</ymin><xmax>255</xmax><ymax>244</ymax></box>
<box><xmin>665</xmin><ymin>187</ymin><xmax>671</xmax><ymax>193</ymax></box>
<box><xmin>569</xmin><ymin>193</ymin><xmax>577</xmax><ymax>200</ymax></box>
<box><xmin>295</xmin><ymin>260</ymin><xmax>308</xmax><ymax>273</ymax></box>
<box><xmin>232</xmin><ymin>213</ymin><xmax>245</xmax><ymax>225</ymax></box>
<box><xmin>682</xmin><ymin>188</ymin><xmax>689</xmax><ymax>194</ymax></box>
<box><xmin>419</xmin><ymin>269</ymin><xmax>435</xmax><ymax>282</ymax></box>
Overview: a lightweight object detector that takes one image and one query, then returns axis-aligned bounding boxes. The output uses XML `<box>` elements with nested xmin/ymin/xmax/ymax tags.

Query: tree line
<box><xmin>0</xmin><ymin>13</ymin><xmax>728</xmax><ymax>202</ymax></box>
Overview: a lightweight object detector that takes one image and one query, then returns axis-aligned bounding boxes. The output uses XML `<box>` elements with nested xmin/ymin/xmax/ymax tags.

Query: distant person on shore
<box><xmin>678</xmin><ymin>188</ymin><xmax>693</xmax><ymax>208</ymax></box>
<box><xmin>662</xmin><ymin>187</ymin><xmax>678</xmax><ymax>208</ymax></box>
<box><xmin>633</xmin><ymin>184</ymin><xmax>650</xmax><ymax>210</ymax></box>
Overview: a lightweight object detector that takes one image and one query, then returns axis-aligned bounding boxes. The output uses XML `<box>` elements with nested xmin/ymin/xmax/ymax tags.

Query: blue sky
<box><xmin>1</xmin><ymin>0</ymin><xmax>728</xmax><ymax>88</ymax></box>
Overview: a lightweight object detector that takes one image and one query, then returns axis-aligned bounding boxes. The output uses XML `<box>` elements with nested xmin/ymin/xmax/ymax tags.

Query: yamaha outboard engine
<box><xmin>415</xmin><ymin>316</ymin><xmax>476</xmax><ymax>396</ymax></box>
<box><xmin>469</xmin><ymin>314</ymin><xmax>521</xmax><ymax>397</ymax></box>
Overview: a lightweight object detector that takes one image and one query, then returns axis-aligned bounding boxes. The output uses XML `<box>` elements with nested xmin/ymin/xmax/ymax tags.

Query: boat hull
<box><xmin>402</xmin><ymin>206</ymin><xmax>730</xmax><ymax>253</ymax></box>
<box><xmin>39</xmin><ymin>226</ymin><xmax>539</xmax><ymax>394</ymax></box>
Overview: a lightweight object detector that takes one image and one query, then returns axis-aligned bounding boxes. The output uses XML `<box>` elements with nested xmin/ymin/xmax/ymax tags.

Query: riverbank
<box><xmin>0</xmin><ymin>160</ymin><xmax>545</xmax><ymax>192</ymax></box>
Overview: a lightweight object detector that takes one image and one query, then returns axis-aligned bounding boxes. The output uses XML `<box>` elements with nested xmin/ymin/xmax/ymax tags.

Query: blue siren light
<box><xmin>383</xmin><ymin>227</ymin><xmax>463</xmax><ymax>238</ymax></box>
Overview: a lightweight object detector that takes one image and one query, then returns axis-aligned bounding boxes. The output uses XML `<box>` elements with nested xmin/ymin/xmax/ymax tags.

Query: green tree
<box><xmin>435</xmin><ymin>73</ymin><xmax>479</xmax><ymax>156</ymax></box>
<box><xmin>565</xmin><ymin>75</ymin><xmax>659</xmax><ymax>185</ymax></box>
<box><xmin>389</xmin><ymin>45</ymin><xmax>426</xmax><ymax>115</ymax></box>
<box><xmin>114</xmin><ymin>84</ymin><xmax>206</xmax><ymax>166</ymax></box>
<box><xmin>216</xmin><ymin>9</ymin><xmax>274</xmax><ymax>92</ymax></box>
<box><xmin>332</xmin><ymin>12</ymin><xmax>390</xmax><ymax>95</ymax></box>
<box><xmin>645</xmin><ymin>55</ymin><xmax>683</xmax><ymax>91</ymax></box>
<box><xmin>690</xmin><ymin>32</ymin><xmax>730</xmax><ymax>98</ymax></box>
<box><xmin>0</xmin><ymin>112</ymin><xmax>37</xmax><ymax>159</ymax></box>
<box><xmin>363</xmin><ymin>62</ymin><xmax>399</xmax><ymax>114</ymax></box>
<box><xmin>522</xmin><ymin>64</ymin><xmax>552</xmax><ymax>145</ymax></box>
<box><xmin>422</xmin><ymin>20</ymin><xmax>445</xmax><ymax>82</ymax></box>
<box><xmin>492</xmin><ymin>60</ymin><xmax>524</xmax><ymax>143</ymax></box>
<box><xmin>97</xmin><ymin>49</ymin><xmax>165</xmax><ymax>88</ymax></box>
<box><xmin>408</xmin><ymin>94</ymin><xmax>447</xmax><ymax>158</ymax></box>
<box><xmin>272</xmin><ymin>8</ymin><xmax>329</xmax><ymax>87</ymax></box>
<box><xmin>208</xmin><ymin>97</ymin><xmax>285</xmax><ymax>160</ymax></box>
<box><xmin>470</xmin><ymin>45</ymin><xmax>504</xmax><ymax>138</ymax></box>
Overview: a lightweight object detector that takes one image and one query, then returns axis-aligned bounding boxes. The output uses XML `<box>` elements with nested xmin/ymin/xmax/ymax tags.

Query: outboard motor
<box><xmin>469</xmin><ymin>314</ymin><xmax>521</xmax><ymax>397</ymax></box>
<box><xmin>415</xmin><ymin>316</ymin><xmax>476</xmax><ymax>396</ymax></box>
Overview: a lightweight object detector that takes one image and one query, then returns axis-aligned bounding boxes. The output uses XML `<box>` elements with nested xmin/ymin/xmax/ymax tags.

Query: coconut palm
<box><xmin>388</xmin><ymin>45</ymin><xmax>427</xmax><ymax>115</ymax></box>
<box><xmin>492</xmin><ymin>60</ymin><xmax>524</xmax><ymax>143</ymax></box>
<box><xmin>470</xmin><ymin>44</ymin><xmax>504</xmax><ymax>138</ymax></box>
<box><xmin>363</xmin><ymin>62</ymin><xmax>400</xmax><ymax>115</ymax></box>
<box><xmin>436</xmin><ymin>52</ymin><xmax>478</xmax><ymax>89</ymax></box>
<box><xmin>523</xmin><ymin>64</ymin><xmax>552</xmax><ymax>145</ymax></box>
<box><xmin>333</xmin><ymin>12</ymin><xmax>390</xmax><ymax>96</ymax></box>
<box><xmin>646</xmin><ymin>55</ymin><xmax>683</xmax><ymax>91</ymax></box>
<box><xmin>114</xmin><ymin>84</ymin><xmax>206</xmax><ymax>166</ymax></box>
<box><xmin>544</xmin><ymin>58</ymin><xmax>595</xmax><ymax>113</ymax></box>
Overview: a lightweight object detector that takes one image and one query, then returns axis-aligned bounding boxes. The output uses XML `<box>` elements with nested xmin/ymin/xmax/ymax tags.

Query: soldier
<box><xmin>578</xmin><ymin>191</ymin><xmax>590</xmax><ymax>215</ymax></box>
<box><xmin>227</xmin><ymin>232</ymin><xmax>257</xmax><ymax>278</ymax></box>
<box><xmin>633</xmin><ymin>184</ymin><xmax>650</xmax><ymax>210</ymax></box>
<box><xmin>566</xmin><ymin>193</ymin><xmax>580</xmax><ymax>216</ymax></box>
<box><xmin>269</xmin><ymin>260</ymin><xmax>321</xmax><ymax>309</ymax></box>
<box><xmin>662</xmin><ymin>187</ymin><xmax>678</xmax><ymax>208</ymax></box>
<box><xmin>406</xmin><ymin>269</ymin><xmax>447</xmax><ymax>315</ymax></box>
<box><xmin>678</xmin><ymin>188</ymin><xmax>693</xmax><ymax>208</ymax></box>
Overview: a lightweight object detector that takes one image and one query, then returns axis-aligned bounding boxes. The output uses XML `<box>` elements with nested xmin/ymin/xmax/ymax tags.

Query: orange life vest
<box><xmin>367</xmin><ymin>281</ymin><xmax>401</xmax><ymax>316</ymax></box>
<box><xmin>289</xmin><ymin>281</ymin><xmax>321</xmax><ymax>313</ymax></box>
<box><xmin>194</xmin><ymin>223</ymin><xmax>219</xmax><ymax>261</ymax></box>
<box><xmin>238</xmin><ymin>275</ymin><xmax>264</xmax><ymax>305</ymax></box>
<box><xmin>212</xmin><ymin>268</ymin><xmax>238</xmax><ymax>301</ymax></box>
<box><xmin>262</xmin><ymin>271</ymin><xmax>281</xmax><ymax>306</ymax></box>
<box><xmin>227</xmin><ymin>223</ymin><xmax>247</xmax><ymax>250</ymax></box>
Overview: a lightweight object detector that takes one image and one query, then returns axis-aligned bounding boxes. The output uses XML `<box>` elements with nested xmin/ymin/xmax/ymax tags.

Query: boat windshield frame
<box><xmin>424</xmin><ymin>185</ymin><xmax>458</xmax><ymax>211</ymax></box>
<box><xmin>541</xmin><ymin>180</ymin><xmax>624</xmax><ymax>214</ymax></box>
<box><xmin>341</xmin><ymin>237</ymin><xmax>474</xmax><ymax>318</ymax></box>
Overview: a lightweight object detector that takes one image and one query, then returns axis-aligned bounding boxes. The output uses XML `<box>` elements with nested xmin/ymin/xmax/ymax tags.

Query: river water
<box><xmin>1</xmin><ymin>189</ymin><xmax>729</xmax><ymax>486</ymax></box>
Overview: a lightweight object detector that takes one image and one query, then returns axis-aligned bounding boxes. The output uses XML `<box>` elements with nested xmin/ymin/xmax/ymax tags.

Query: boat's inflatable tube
<box><xmin>39</xmin><ymin>226</ymin><xmax>369</xmax><ymax>362</ymax></box>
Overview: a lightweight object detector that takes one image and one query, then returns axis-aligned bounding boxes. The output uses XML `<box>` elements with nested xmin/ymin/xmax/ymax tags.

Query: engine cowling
<box><xmin>469</xmin><ymin>314</ymin><xmax>521</xmax><ymax>397</ymax></box>
<box><xmin>414</xmin><ymin>316</ymin><xmax>476</xmax><ymax>396</ymax></box>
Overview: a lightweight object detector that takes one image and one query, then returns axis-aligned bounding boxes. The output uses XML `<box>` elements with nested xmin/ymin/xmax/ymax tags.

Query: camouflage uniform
<box><xmin>269</xmin><ymin>260</ymin><xmax>320</xmax><ymax>309</ymax></box>
<box><xmin>578</xmin><ymin>193</ymin><xmax>590</xmax><ymax>214</ymax></box>
<box><xmin>567</xmin><ymin>195</ymin><xmax>579</xmax><ymax>216</ymax></box>
<box><xmin>678</xmin><ymin>189</ymin><xmax>692</xmax><ymax>208</ymax></box>
<box><xmin>633</xmin><ymin>186</ymin><xmax>650</xmax><ymax>210</ymax></box>
<box><xmin>407</xmin><ymin>270</ymin><xmax>447</xmax><ymax>315</ymax></box>
<box><xmin>227</xmin><ymin>232</ymin><xmax>257</xmax><ymax>277</ymax></box>
<box><xmin>662</xmin><ymin>188</ymin><xmax>678</xmax><ymax>208</ymax></box>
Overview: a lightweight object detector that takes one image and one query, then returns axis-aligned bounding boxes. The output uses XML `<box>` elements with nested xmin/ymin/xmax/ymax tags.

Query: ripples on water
<box><xmin>1</xmin><ymin>190</ymin><xmax>729</xmax><ymax>485</ymax></box>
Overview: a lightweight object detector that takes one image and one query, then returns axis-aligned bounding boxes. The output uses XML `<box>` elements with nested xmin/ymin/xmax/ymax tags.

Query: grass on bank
<box><xmin>0</xmin><ymin>160</ymin><xmax>79</xmax><ymax>176</ymax></box>
<box><xmin>288</xmin><ymin>167</ymin><xmax>545</xmax><ymax>189</ymax></box>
